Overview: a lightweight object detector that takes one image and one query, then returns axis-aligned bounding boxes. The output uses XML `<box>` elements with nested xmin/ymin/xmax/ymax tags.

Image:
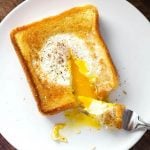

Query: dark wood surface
<box><xmin>0</xmin><ymin>0</ymin><xmax>150</xmax><ymax>149</ymax></box>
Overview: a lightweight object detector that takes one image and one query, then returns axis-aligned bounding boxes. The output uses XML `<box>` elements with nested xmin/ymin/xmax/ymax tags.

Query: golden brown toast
<box><xmin>10</xmin><ymin>5</ymin><xmax>118</xmax><ymax>115</ymax></box>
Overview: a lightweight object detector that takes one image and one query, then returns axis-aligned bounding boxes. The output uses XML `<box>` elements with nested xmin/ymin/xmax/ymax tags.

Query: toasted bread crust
<box><xmin>10</xmin><ymin>5</ymin><xmax>119</xmax><ymax>115</ymax></box>
<box><xmin>95</xmin><ymin>14</ymin><xmax>119</xmax><ymax>88</ymax></box>
<box><xmin>94</xmin><ymin>10</ymin><xmax>119</xmax><ymax>98</ymax></box>
<box><xmin>114</xmin><ymin>104</ymin><xmax>125</xmax><ymax>128</ymax></box>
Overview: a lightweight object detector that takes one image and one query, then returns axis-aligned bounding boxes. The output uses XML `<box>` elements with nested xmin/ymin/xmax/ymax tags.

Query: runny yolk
<box><xmin>71</xmin><ymin>58</ymin><xmax>96</xmax><ymax>98</ymax></box>
<box><xmin>64</xmin><ymin>109</ymin><xmax>100</xmax><ymax>129</ymax></box>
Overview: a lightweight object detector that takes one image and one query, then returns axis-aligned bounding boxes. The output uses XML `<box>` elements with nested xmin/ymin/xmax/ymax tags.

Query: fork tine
<box><xmin>122</xmin><ymin>109</ymin><xmax>133</xmax><ymax>130</ymax></box>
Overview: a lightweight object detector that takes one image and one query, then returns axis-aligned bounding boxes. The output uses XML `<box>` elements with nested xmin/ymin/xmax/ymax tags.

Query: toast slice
<box><xmin>10</xmin><ymin>5</ymin><xmax>118</xmax><ymax>115</ymax></box>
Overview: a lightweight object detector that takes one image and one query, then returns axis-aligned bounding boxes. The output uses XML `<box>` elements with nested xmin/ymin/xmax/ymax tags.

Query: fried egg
<box><xmin>35</xmin><ymin>33</ymin><xmax>101</xmax><ymax>87</ymax></box>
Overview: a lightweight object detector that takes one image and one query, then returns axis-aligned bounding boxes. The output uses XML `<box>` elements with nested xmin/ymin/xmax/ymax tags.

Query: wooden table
<box><xmin>0</xmin><ymin>0</ymin><xmax>150</xmax><ymax>149</ymax></box>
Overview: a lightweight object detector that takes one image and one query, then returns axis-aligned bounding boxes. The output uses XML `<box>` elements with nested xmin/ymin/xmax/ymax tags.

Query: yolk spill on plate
<box><xmin>64</xmin><ymin>109</ymin><xmax>100</xmax><ymax>129</ymax></box>
<box><xmin>51</xmin><ymin>123</ymin><xmax>67</xmax><ymax>143</ymax></box>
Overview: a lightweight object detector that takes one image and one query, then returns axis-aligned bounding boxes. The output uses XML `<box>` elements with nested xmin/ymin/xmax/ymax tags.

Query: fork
<box><xmin>123</xmin><ymin>109</ymin><xmax>150</xmax><ymax>131</ymax></box>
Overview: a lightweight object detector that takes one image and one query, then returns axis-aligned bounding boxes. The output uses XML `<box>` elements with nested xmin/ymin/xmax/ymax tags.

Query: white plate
<box><xmin>0</xmin><ymin>0</ymin><xmax>150</xmax><ymax>150</ymax></box>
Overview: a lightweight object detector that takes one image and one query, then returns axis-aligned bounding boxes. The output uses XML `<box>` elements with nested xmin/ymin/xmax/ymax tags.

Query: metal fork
<box><xmin>122</xmin><ymin>109</ymin><xmax>150</xmax><ymax>131</ymax></box>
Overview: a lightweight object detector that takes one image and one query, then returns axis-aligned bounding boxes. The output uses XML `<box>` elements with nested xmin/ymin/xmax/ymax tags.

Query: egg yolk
<box><xmin>71</xmin><ymin>58</ymin><xmax>96</xmax><ymax>98</ymax></box>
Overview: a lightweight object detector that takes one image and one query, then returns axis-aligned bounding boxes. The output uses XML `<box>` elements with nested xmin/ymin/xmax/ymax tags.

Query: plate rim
<box><xmin>0</xmin><ymin>0</ymin><xmax>149</xmax><ymax>149</ymax></box>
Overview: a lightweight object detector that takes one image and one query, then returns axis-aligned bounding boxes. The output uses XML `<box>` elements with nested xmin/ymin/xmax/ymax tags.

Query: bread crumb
<box><xmin>119</xmin><ymin>82</ymin><xmax>121</xmax><ymax>87</ymax></box>
<box><xmin>122</xmin><ymin>90</ymin><xmax>127</xmax><ymax>95</ymax></box>
<box><xmin>91</xmin><ymin>146</ymin><xmax>96</xmax><ymax>150</ymax></box>
<box><xmin>75</xmin><ymin>130</ymin><xmax>81</xmax><ymax>134</ymax></box>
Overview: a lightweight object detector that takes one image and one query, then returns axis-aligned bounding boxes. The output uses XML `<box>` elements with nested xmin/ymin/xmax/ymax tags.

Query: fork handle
<box><xmin>135</xmin><ymin>116</ymin><xmax>150</xmax><ymax>130</ymax></box>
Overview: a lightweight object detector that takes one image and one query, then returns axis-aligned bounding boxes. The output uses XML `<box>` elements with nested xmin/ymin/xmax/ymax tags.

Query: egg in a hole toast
<box><xmin>10</xmin><ymin>5</ymin><xmax>125</xmax><ymax>141</ymax></box>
